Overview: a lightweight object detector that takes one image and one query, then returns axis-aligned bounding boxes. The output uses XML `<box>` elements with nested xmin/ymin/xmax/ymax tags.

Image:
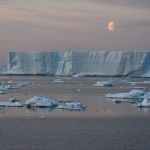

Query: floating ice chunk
<box><xmin>72</xmin><ymin>74</ymin><xmax>83</xmax><ymax>78</ymax></box>
<box><xmin>0</xmin><ymin>85</ymin><xmax>9</xmax><ymax>91</ymax></box>
<box><xmin>106</xmin><ymin>89</ymin><xmax>145</xmax><ymax>99</ymax></box>
<box><xmin>57</xmin><ymin>102</ymin><xmax>85</xmax><ymax>111</ymax></box>
<box><xmin>94</xmin><ymin>80</ymin><xmax>114</xmax><ymax>87</ymax></box>
<box><xmin>8</xmin><ymin>80</ymin><xmax>15</xmax><ymax>84</ymax></box>
<box><xmin>106</xmin><ymin>93</ymin><xmax>130</xmax><ymax>98</ymax></box>
<box><xmin>40</xmin><ymin>116</ymin><xmax>47</xmax><ymax>119</ymax></box>
<box><xmin>26</xmin><ymin>96</ymin><xmax>57</xmax><ymax>108</ymax></box>
<box><xmin>6</xmin><ymin>85</ymin><xmax>18</xmax><ymax>89</ymax></box>
<box><xmin>72</xmin><ymin>74</ymin><xmax>79</xmax><ymax>78</ymax></box>
<box><xmin>137</xmin><ymin>97</ymin><xmax>150</xmax><ymax>107</ymax></box>
<box><xmin>53</xmin><ymin>79</ymin><xmax>64</xmax><ymax>83</ymax></box>
<box><xmin>76</xmin><ymin>89</ymin><xmax>81</xmax><ymax>92</ymax></box>
<box><xmin>0</xmin><ymin>100</ymin><xmax>22</xmax><ymax>107</ymax></box>
<box><xmin>0</xmin><ymin>91</ymin><xmax>7</xmax><ymax>94</ymax></box>
<box><xmin>16</xmin><ymin>82</ymin><xmax>30</xmax><ymax>87</ymax></box>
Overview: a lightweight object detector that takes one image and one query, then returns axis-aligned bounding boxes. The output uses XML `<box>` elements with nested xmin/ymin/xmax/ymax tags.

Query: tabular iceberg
<box><xmin>7</xmin><ymin>51</ymin><xmax>150</xmax><ymax>77</ymax></box>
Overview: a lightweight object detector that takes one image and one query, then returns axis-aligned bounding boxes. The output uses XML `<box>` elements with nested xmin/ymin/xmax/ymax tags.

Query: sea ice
<box><xmin>25</xmin><ymin>96</ymin><xmax>57</xmax><ymax>108</ymax></box>
<box><xmin>137</xmin><ymin>97</ymin><xmax>150</xmax><ymax>107</ymax></box>
<box><xmin>106</xmin><ymin>89</ymin><xmax>145</xmax><ymax>99</ymax></box>
<box><xmin>57</xmin><ymin>102</ymin><xmax>85</xmax><ymax>111</ymax></box>
<box><xmin>94</xmin><ymin>80</ymin><xmax>114</xmax><ymax>87</ymax></box>
<box><xmin>0</xmin><ymin>100</ymin><xmax>23</xmax><ymax>107</ymax></box>
<box><xmin>0</xmin><ymin>91</ymin><xmax>7</xmax><ymax>94</ymax></box>
<box><xmin>53</xmin><ymin>79</ymin><xmax>64</xmax><ymax>83</ymax></box>
<box><xmin>0</xmin><ymin>85</ymin><xmax>9</xmax><ymax>91</ymax></box>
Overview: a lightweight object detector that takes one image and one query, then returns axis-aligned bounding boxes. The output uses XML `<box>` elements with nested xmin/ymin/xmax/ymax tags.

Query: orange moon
<box><xmin>107</xmin><ymin>21</ymin><xmax>114</xmax><ymax>31</ymax></box>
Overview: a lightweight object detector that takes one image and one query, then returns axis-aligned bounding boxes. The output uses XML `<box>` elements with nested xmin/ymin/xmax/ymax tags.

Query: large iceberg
<box><xmin>7</xmin><ymin>51</ymin><xmax>150</xmax><ymax>77</ymax></box>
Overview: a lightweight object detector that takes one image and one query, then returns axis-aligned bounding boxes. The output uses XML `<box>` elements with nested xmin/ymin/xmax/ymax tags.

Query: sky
<box><xmin>0</xmin><ymin>0</ymin><xmax>150</xmax><ymax>64</ymax></box>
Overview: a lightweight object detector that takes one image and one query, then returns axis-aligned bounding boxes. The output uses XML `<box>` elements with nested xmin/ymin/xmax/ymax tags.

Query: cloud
<box><xmin>82</xmin><ymin>0</ymin><xmax>150</xmax><ymax>10</ymax></box>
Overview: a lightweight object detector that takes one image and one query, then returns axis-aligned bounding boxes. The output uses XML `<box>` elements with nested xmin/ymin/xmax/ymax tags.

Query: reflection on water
<box><xmin>138</xmin><ymin>107</ymin><xmax>150</xmax><ymax>112</ymax></box>
<box><xmin>26</xmin><ymin>107</ymin><xmax>54</xmax><ymax>113</ymax></box>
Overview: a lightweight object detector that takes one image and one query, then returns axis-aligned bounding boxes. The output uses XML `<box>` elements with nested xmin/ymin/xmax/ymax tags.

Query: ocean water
<box><xmin>0</xmin><ymin>76</ymin><xmax>150</xmax><ymax>118</ymax></box>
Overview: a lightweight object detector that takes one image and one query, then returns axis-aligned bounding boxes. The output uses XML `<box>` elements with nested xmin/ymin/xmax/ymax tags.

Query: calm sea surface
<box><xmin>0</xmin><ymin>76</ymin><xmax>150</xmax><ymax>118</ymax></box>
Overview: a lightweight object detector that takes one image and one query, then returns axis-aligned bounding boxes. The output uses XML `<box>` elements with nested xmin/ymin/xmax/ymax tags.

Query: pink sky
<box><xmin>0</xmin><ymin>0</ymin><xmax>150</xmax><ymax>64</ymax></box>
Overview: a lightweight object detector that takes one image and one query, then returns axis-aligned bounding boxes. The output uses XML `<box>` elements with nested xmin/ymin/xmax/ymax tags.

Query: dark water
<box><xmin>0</xmin><ymin>76</ymin><xmax>150</xmax><ymax>150</ymax></box>
<box><xmin>0</xmin><ymin>117</ymin><xmax>150</xmax><ymax>150</ymax></box>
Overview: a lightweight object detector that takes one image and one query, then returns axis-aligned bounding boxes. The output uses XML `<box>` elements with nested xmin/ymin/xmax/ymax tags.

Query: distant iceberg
<box><xmin>7</xmin><ymin>51</ymin><xmax>150</xmax><ymax>77</ymax></box>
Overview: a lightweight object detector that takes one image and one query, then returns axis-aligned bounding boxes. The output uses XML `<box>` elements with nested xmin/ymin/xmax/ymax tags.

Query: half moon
<box><xmin>107</xmin><ymin>21</ymin><xmax>114</xmax><ymax>31</ymax></box>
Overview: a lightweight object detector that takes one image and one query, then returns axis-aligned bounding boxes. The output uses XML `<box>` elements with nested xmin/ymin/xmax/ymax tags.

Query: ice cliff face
<box><xmin>7</xmin><ymin>51</ymin><xmax>150</xmax><ymax>77</ymax></box>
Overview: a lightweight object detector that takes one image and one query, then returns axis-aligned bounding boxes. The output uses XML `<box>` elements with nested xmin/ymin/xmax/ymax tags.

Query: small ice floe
<box><xmin>106</xmin><ymin>89</ymin><xmax>145</xmax><ymax>99</ymax></box>
<box><xmin>94</xmin><ymin>80</ymin><xmax>114</xmax><ymax>87</ymax></box>
<box><xmin>57</xmin><ymin>102</ymin><xmax>85</xmax><ymax>111</ymax></box>
<box><xmin>40</xmin><ymin>116</ymin><xmax>47</xmax><ymax>119</ymax></box>
<box><xmin>17</xmin><ymin>81</ymin><xmax>30</xmax><ymax>87</ymax></box>
<box><xmin>25</xmin><ymin>96</ymin><xmax>57</xmax><ymax>108</ymax></box>
<box><xmin>0</xmin><ymin>91</ymin><xmax>7</xmax><ymax>94</ymax></box>
<box><xmin>8</xmin><ymin>80</ymin><xmax>29</xmax><ymax>85</ymax></box>
<box><xmin>7</xmin><ymin>80</ymin><xmax>16</xmax><ymax>84</ymax></box>
<box><xmin>53</xmin><ymin>79</ymin><xmax>64</xmax><ymax>83</ymax></box>
<box><xmin>76</xmin><ymin>89</ymin><xmax>81</xmax><ymax>92</ymax></box>
<box><xmin>0</xmin><ymin>85</ymin><xmax>9</xmax><ymax>91</ymax></box>
<box><xmin>137</xmin><ymin>97</ymin><xmax>150</xmax><ymax>107</ymax></box>
<box><xmin>72</xmin><ymin>74</ymin><xmax>80</xmax><ymax>78</ymax></box>
<box><xmin>6</xmin><ymin>85</ymin><xmax>18</xmax><ymax>89</ymax></box>
<box><xmin>0</xmin><ymin>98</ymin><xmax>23</xmax><ymax>107</ymax></box>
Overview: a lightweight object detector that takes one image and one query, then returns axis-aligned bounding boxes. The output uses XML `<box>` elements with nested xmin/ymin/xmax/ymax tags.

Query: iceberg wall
<box><xmin>7</xmin><ymin>51</ymin><xmax>150</xmax><ymax>77</ymax></box>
